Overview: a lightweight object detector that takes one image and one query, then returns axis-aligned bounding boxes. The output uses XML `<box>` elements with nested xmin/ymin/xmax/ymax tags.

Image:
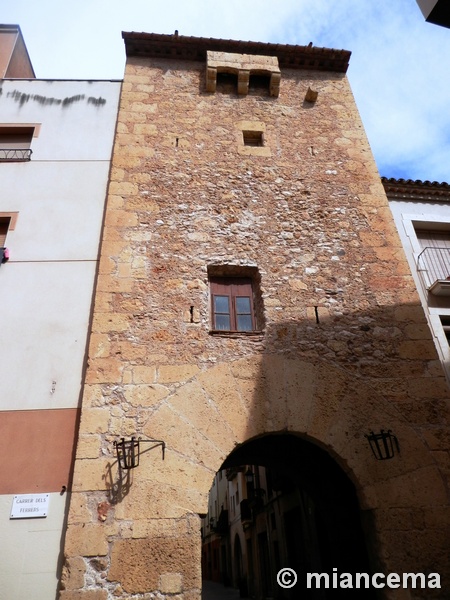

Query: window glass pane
<box><xmin>237</xmin><ymin>315</ymin><xmax>253</xmax><ymax>331</ymax></box>
<box><xmin>214</xmin><ymin>295</ymin><xmax>230</xmax><ymax>313</ymax></box>
<box><xmin>236</xmin><ymin>296</ymin><xmax>251</xmax><ymax>314</ymax></box>
<box><xmin>210</xmin><ymin>278</ymin><xmax>256</xmax><ymax>332</ymax></box>
<box><xmin>215</xmin><ymin>314</ymin><xmax>231</xmax><ymax>330</ymax></box>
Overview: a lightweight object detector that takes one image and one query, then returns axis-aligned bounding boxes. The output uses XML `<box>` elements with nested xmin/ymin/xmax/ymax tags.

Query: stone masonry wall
<box><xmin>61</xmin><ymin>53</ymin><xmax>450</xmax><ymax>599</ymax></box>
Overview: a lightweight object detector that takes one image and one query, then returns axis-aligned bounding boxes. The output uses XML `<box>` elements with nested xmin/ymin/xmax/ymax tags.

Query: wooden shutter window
<box><xmin>416</xmin><ymin>228</ymin><xmax>450</xmax><ymax>282</ymax></box>
<box><xmin>210</xmin><ymin>277</ymin><xmax>255</xmax><ymax>332</ymax></box>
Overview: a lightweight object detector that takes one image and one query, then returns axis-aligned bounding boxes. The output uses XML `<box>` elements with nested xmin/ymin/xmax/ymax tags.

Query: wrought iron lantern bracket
<box><xmin>113</xmin><ymin>436</ymin><xmax>165</xmax><ymax>470</ymax></box>
<box><xmin>365</xmin><ymin>429</ymin><xmax>400</xmax><ymax>460</ymax></box>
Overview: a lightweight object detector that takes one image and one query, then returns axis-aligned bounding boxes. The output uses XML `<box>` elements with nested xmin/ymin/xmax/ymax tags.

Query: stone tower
<box><xmin>60</xmin><ymin>33</ymin><xmax>450</xmax><ymax>599</ymax></box>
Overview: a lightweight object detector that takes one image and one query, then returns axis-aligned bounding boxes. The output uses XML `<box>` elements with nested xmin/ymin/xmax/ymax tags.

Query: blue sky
<box><xmin>4</xmin><ymin>0</ymin><xmax>450</xmax><ymax>183</ymax></box>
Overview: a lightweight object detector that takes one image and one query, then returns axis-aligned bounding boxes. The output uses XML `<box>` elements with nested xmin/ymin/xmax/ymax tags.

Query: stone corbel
<box><xmin>237</xmin><ymin>69</ymin><xmax>250</xmax><ymax>95</ymax></box>
<box><xmin>206</xmin><ymin>66</ymin><xmax>217</xmax><ymax>93</ymax></box>
<box><xmin>269</xmin><ymin>72</ymin><xmax>281</xmax><ymax>98</ymax></box>
<box><xmin>206</xmin><ymin>50</ymin><xmax>281</xmax><ymax>97</ymax></box>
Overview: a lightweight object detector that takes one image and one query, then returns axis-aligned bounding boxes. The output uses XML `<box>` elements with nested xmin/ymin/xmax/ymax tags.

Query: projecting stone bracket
<box><xmin>206</xmin><ymin>50</ymin><xmax>281</xmax><ymax>97</ymax></box>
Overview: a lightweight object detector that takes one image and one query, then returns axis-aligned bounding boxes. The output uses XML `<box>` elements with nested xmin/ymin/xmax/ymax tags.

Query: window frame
<box><xmin>210</xmin><ymin>276</ymin><xmax>256</xmax><ymax>333</ymax></box>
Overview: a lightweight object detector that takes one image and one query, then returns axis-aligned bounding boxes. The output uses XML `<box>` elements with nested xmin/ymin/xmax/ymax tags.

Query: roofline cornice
<box><xmin>382</xmin><ymin>176</ymin><xmax>450</xmax><ymax>202</ymax></box>
<box><xmin>122</xmin><ymin>31</ymin><xmax>351</xmax><ymax>73</ymax></box>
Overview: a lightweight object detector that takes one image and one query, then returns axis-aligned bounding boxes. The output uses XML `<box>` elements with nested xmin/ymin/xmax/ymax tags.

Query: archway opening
<box><xmin>201</xmin><ymin>433</ymin><xmax>375</xmax><ymax>599</ymax></box>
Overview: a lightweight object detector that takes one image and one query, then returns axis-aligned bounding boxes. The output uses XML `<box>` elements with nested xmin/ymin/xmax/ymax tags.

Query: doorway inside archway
<box><xmin>201</xmin><ymin>434</ymin><xmax>375</xmax><ymax>599</ymax></box>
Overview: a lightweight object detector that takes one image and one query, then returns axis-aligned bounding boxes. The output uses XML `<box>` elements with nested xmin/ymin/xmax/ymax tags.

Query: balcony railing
<box><xmin>211</xmin><ymin>509</ymin><xmax>229</xmax><ymax>535</ymax></box>
<box><xmin>417</xmin><ymin>246</ymin><xmax>450</xmax><ymax>295</ymax></box>
<box><xmin>0</xmin><ymin>148</ymin><xmax>32</xmax><ymax>162</ymax></box>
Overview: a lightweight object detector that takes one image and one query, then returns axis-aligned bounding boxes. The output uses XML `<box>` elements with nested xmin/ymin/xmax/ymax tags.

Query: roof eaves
<box><xmin>122</xmin><ymin>31</ymin><xmax>351</xmax><ymax>73</ymax></box>
<box><xmin>382</xmin><ymin>176</ymin><xmax>450</xmax><ymax>202</ymax></box>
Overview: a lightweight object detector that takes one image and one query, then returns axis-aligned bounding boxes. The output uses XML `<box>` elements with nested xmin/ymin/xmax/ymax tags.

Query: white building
<box><xmin>0</xmin><ymin>25</ymin><xmax>121</xmax><ymax>599</ymax></box>
<box><xmin>385</xmin><ymin>177</ymin><xmax>450</xmax><ymax>379</ymax></box>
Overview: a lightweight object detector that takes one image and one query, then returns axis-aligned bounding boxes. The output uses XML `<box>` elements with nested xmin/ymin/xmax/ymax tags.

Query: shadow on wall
<box><xmin>97</xmin><ymin>302</ymin><xmax>449</xmax><ymax>597</ymax></box>
<box><xmin>197</xmin><ymin>304</ymin><xmax>450</xmax><ymax>594</ymax></box>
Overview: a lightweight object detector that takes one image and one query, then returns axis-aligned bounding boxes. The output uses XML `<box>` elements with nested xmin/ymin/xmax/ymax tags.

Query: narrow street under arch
<box><xmin>202</xmin><ymin>434</ymin><xmax>376</xmax><ymax>599</ymax></box>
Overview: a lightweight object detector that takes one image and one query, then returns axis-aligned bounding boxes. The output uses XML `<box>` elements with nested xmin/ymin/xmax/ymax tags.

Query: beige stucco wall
<box><xmin>62</xmin><ymin>54</ymin><xmax>450</xmax><ymax>599</ymax></box>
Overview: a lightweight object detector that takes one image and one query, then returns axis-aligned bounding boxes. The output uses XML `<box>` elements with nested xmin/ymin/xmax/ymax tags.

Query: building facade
<box><xmin>0</xmin><ymin>25</ymin><xmax>121</xmax><ymax>600</ymax></box>
<box><xmin>0</xmin><ymin>24</ymin><xmax>35</xmax><ymax>78</ymax></box>
<box><xmin>60</xmin><ymin>32</ymin><xmax>450</xmax><ymax>599</ymax></box>
<box><xmin>203</xmin><ymin>179</ymin><xmax>450</xmax><ymax>599</ymax></box>
<box><xmin>415</xmin><ymin>0</ymin><xmax>450</xmax><ymax>28</ymax></box>
<box><xmin>385</xmin><ymin>178</ymin><xmax>450</xmax><ymax>372</ymax></box>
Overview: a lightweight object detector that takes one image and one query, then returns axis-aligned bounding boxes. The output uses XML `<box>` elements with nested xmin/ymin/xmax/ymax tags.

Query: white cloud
<box><xmin>278</xmin><ymin>0</ymin><xmax>450</xmax><ymax>182</ymax></box>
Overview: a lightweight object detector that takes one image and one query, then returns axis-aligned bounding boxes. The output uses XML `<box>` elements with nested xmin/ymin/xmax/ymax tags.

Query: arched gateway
<box><xmin>60</xmin><ymin>31</ymin><xmax>449</xmax><ymax>600</ymax></box>
<box><xmin>205</xmin><ymin>433</ymin><xmax>376</xmax><ymax>599</ymax></box>
<box><xmin>62</xmin><ymin>356</ymin><xmax>447</xmax><ymax>598</ymax></box>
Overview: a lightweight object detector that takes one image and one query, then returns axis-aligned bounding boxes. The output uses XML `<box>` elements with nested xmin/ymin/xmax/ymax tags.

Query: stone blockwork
<box><xmin>206</xmin><ymin>50</ymin><xmax>281</xmax><ymax>96</ymax></box>
<box><xmin>61</xmin><ymin>34</ymin><xmax>450</xmax><ymax>599</ymax></box>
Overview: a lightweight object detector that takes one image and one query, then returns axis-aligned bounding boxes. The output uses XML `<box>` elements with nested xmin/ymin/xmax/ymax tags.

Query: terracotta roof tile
<box><xmin>381</xmin><ymin>177</ymin><xmax>450</xmax><ymax>201</ymax></box>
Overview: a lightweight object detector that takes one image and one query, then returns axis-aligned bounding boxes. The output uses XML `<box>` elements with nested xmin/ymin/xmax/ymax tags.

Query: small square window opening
<box><xmin>216</xmin><ymin>72</ymin><xmax>238</xmax><ymax>94</ymax></box>
<box><xmin>248</xmin><ymin>73</ymin><xmax>271</xmax><ymax>96</ymax></box>
<box><xmin>243</xmin><ymin>130</ymin><xmax>264</xmax><ymax>147</ymax></box>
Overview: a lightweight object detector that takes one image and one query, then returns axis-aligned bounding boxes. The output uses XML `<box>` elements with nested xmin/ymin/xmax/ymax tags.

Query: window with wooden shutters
<box><xmin>210</xmin><ymin>277</ymin><xmax>255</xmax><ymax>332</ymax></box>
